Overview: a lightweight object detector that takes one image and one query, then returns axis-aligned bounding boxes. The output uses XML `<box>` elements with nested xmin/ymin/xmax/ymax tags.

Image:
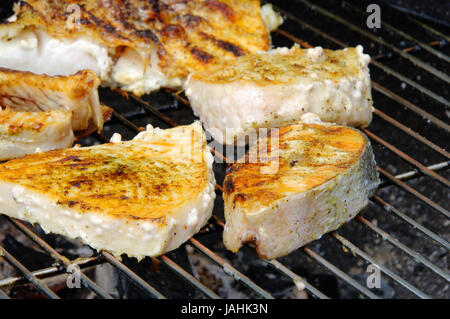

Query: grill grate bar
<box><xmin>0</xmin><ymin>256</ymin><xmax>102</xmax><ymax>288</ymax></box>
<box><xmin>0</xmin><ymin>245</ymin><xmax>60</xmax><ymax>299</ymax></box>
<box><xmin>342</xmin><ymin>0</ymin><xmax>450</xmax><ymax>63</ymax></box>
<box><xmin>131</xmin><ymin>95</ymin><xmax>179</xmax><ymax>127</ymax></box>
<box><xmin>160</xmin><ymin>255</ymin><xmax>221</xmax><ymax>299</ymax></box>
<box><xmin>362</xmin><ymin>128</ymin><xmax>450</xmax><ymax>187</ymax></box>
<box><xmin>93</xmin><ymin>131</ymin><xmax>110</xmax><ymax>144</ymax></box>
<box><xmin>357</xmin><ymin>216</ymin><xmax>450</xmax><ymax>281</ymax></box>
<box><xmin>209</xmin><ymin>181</ymin><xmax>440</xmax><ymax>299</ymax></box>
<box><xmin>370</xmin><ymin>60</ymin><xmax>450</xmax><ymax>107</ymax></box>
<box><xmin>266</xmin><ymin>260</ymin><xmax>330</xmax><ymax>299</ymax></box>
<box><xmin>101</xmin><ymin>251</ymin><xmax>166</xmax><ymax>299</ymax></box>
<box><xmin>373</xmin><ymin>109</ymin><xmax>449</xmax><ymax>158</ymax></box>
<box><xmin>303</xmin><ymin>247</ymin><xmax>380</xmax><ymax>299</ymax></box>
<box><xmin>297</xmin><ymin>0</ymin><xmax>450</xmax><ymax>83</ymax></box>
<box><xmin>408</xmin><ymin>17</ymin><xmax>450</xmax><ymax>42</ymax></box>
<box><xmin>378</xmin><ymin>167</ymin><xmax>449</xmax><ymax>218</ymax></box>
<box><xmin>273</xmin><ymin>7</ymin><xmax>450</xmax><ymax>107</ymax></box>
<box><xmin>276</xmin><ymin>28</ymin><xmax>450</xmax><ymax>131</ymax></box>
<box><xmin>330</xmin><ymin>232</ymin><xmax>431</xmax><ymax>298</ymax></box>
<box><xmin>371</xmin><ymin>196</ymin><xmax>450</xmax><ymax>250</ymax></box>
<box><xmin>189</xmin><ymin>238</ymin><xmax>274</xmax><ymax>299</ymax></box>
<box><xmin>6</xmin><ymin>217</ymin><xmax>114</xmax><ymax>299</ymax></box>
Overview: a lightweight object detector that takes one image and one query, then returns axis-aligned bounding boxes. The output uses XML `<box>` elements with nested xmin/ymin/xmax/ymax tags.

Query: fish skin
<box><xmin>223</xmin><ymin>116</ymin><xmax>380</xmax><ymax>259</ymax></box>
<box><xmin>0</xmin><ymin>122</ymin><xmax>216</xmax><ymax>259</ymax></box>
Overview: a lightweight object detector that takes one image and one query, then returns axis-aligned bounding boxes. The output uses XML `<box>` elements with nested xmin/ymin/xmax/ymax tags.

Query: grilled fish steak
<box><xmin>0</xmin><ymin>122</ymin><xmax>216</xmax><ymax>259</ymax></box>
<box><xmin>223</xmin><ymin>115</ymin><xmax>379</xmax><ymax>259</ymax></box>
<box><xmin>0</xmin><ymin>0</ymin><xmax>280</xmax><ymax>96</ymax></box>
<box><xmin>185</xmin><ymin>45</ymin><xmax>373</xmax><ymax>145</ymax></box>
<box><xmin>0</xmin><ymin>108</ymin><xmax>74</xmax><ymax>161</ymax></box>
<box><xmin>0</xmin><ymin>68</ymin><xmax>103</xmax><ymax>132</ymax></box>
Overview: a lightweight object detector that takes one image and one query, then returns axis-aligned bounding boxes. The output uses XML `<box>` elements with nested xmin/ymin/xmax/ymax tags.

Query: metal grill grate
<box><xmin>0</xmin><ymin>0</ymin><xmax>448</xmax><ymax>299</ymax></box>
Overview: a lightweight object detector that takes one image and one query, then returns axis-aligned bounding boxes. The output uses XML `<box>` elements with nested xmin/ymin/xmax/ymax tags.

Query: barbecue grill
<box><xmin>0</xmin><ymin>0</ymin><xmax>448</xmax><ymax>299</ymax></box>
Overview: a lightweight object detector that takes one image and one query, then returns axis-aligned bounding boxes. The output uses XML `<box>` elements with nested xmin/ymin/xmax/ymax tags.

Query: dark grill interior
<box><xmin>0</xmin><ymin>0</ymin><xmax>448</xmax><ymax>299</ymax></box>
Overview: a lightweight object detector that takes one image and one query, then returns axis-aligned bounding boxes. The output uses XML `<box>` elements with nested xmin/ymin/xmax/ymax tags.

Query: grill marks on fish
<box><xmin>0</xmin><ymin>122</ymin><xmax>216</xmax><ymax>258</ymax></box>
<box><xmin>2</xmin><ymin>0</ymin><xmax>270</xmax><ymax>82</ymax></box>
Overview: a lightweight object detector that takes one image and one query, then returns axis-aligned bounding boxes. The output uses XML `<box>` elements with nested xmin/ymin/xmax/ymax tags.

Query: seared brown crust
<box><xmin>74</xmin><ymin>105</ymin><xmax>113</xmax><ymax>139</ymax></box>
<box><xmin>0</xmin><ymin>132</ymin><xmax>210</xmax><ymax>224</ymax></box>
<box><xmin>5</xmin><ymin>0</ymin><xmax>270</xmax><ymax>79</ymax></box>
<box><xmin>223</xmin><ymin>123</ymin><xmax>367</xmax><ymax>212</ymax></box>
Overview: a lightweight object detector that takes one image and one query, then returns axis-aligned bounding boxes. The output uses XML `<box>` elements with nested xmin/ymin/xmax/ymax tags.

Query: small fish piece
<box><xmin>0</xmin><ymin>0</ymin><xmax>280</xmax><ymax>96</ymax></box>
<box><xmin>0</xmin><ymin>122</ymin><xmax>216</xmax><ymax>259</ymax></box>
<box><xmin>0</xmin><ymin>68</ymin><xmax>104</xmax><ymax>132</ymax></box>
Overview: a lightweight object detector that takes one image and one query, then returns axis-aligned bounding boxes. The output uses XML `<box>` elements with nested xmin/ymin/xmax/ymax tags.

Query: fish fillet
<box><xmin>0</xmin><ymin>122</ymin><xmax>216</xmax><ymax>259</ymax></box>
<box><xmin>222</xmin><ymin>114</ymin><xmax>379</xmax><ymax>259</ymax></box>
<box><xmin>0</xmin><ymin>108</ymin><xmax>74</xmax><ymax>161</ymax></box>
<box><xmin>185</xmin><ymin>45</ymin><xmax>373</xmax><ymax>145</ymax></box>
<box><xmin>0</xmin><ymin>68</ymin><xmax>104</xmax><ymax>132</ymax></box>
<box><xmin>0</xmin><ymin>1</ymin><xmax>280</xmax><ymax>96</ymax></box>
